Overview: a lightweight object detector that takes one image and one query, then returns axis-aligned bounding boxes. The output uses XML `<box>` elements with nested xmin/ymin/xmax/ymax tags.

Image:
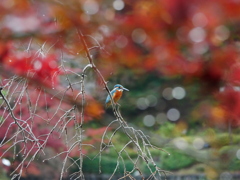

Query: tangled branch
<box><xmin>0</xmin><ymin>29</ymin><xmax>169</xmax><ymax>180</ymax></box>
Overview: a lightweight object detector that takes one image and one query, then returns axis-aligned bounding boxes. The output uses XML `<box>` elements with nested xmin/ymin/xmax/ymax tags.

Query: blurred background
<box><xmin>1</xmin><ymin>0</ymin><xmax>240</xmax><ymax>180</ymax></box>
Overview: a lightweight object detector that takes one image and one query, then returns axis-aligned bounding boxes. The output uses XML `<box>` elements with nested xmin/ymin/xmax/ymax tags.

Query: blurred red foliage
<box><xmin>218</xmin><ymin>86</ymin><xmax>240</xmax><ymax>127</ymax></box>
<box><xmin>1</xmin><ymin>0</ymin><xmax>240</xmax><ymax>178</ymax></box>
<box><xmin>1</xmin><ymin>47</ymin><xmax>60</xmax><ymax>87</ymax></box>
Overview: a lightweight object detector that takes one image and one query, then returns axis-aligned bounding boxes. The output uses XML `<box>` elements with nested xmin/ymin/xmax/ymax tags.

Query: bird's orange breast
<box><xmin>113</xmin><ymin>90</ymin><xmax>123</xmax><ymax>102</ymax></box>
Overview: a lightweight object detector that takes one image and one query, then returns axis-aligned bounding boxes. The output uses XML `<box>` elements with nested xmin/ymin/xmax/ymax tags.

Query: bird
<box><xmin>105</xmin><ymin>84</ymin><xmax>129</xmax><ymax>108</ymax></box>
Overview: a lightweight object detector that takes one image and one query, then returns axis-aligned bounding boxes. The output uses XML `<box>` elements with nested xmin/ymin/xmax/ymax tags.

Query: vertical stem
<box><xmin>79</xmin><ymin>74</ymin><xmax>85</xmax><ymax>179</ymax></box>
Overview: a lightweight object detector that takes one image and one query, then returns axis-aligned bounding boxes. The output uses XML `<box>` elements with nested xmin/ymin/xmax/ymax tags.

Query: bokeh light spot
<box><xmin>167</xmin><ymin>108</ymin><xmax>180</xmax><ymax>121</ymax></box>
<box><xmin>236</xmin><ymin>149</ymin><xmax>240</xmax><ymax>159</ymax></box>
<box><xmin>4</xmin><ymin>16</ymin><xmax>40</xmax><ymax>33</ymax></box>
<box><xmin>215</xmin><ymin>25</ymin><xmax>230</xmax><ymax>42</ymax></box>
<box><xmin>192</xmin><ymin>13</ymin><xmax>208</xmax><ymax>27</ymax></box>
<box><xmin>220</xmin><ymin>172</ymin><xmax>232</xmax><ymax>180</ymax></box>
<box><xmin>49</xmin><ymin>61</ymin><xmax>57</xmax><ymax>68</ymax></box>
<box><xmin>193</xmin><ymin>42</ymin><xmax>209</xmax><ymax>54</ymax></box>
<box><xmin>189</xmin><ymin>27</ymin><xmax>206</xmax><ymax>43</ymax></box>
<box><xmin>173</xmin><ymin>137</ymin><xmax>188</xmax><ymax>150</ymax></box>
<box><xmin>34</xmin><ymin>61</ymin><xmax>42</xmax><ymax>70</ymax></box>
<box><xmin>172</xmin><ymin>87</ymin><xmax>186</xmax><ymax>100</ymax></box>
<box><xmin>132</xmin><ymin>28</ymin><xmax>147</xmax><ymax>44</ymax></box>
<box><xmin>99</xmin><ymin>25</ymin><xmax>111</xmax><ymax>36</ymax></box>
<box><xmin>93</xmin><ymin>33</ymin><xmax>103</xmax><ymax>42</ymax></box>
<box><xmin>136</xmin><ymin>97</ymin><xmax>149</xmax><ymax>110</ymax></box>
<box><xmin>146</xmin><ymin>95</ymin><xmax>158</xmax><ymax>107</ymax></box>
<box><xmin>83</xmin><ymin>0</ymin><xmax>99</xmax><ymax>15</ymax></box>
<box><xmin>115</xmin><ymin>35</ymin><xmax>128</xmax><ymax>48</ymax></box>
<box><xmin>2</xmin><ymin>158</ymin><xmax>11</xmax><ymax>166</ymax></box>
<box><xmin>143</xmin><ymin>115</ymin><xmax>155</xmax><ymax>127</ymax></box>
<box><xmin>162</xmin><ymin>87</ymin><xmax>173</xmax><ymax>100</ymax></box>
<box><xmin>113</xmin><ymin>0</ymin><xmax>125</xmax><ymax>11</ymax></box>
<box><xmin>192</xmin><ymin>137</ymin><xmax>205</xmax><ymax>150</ymax></box>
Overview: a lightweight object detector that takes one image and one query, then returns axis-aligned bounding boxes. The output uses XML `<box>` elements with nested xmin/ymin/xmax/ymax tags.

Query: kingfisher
<box><xmin>105</xmin><ymin>84</ymin><xmax>129</xmax><ymax>108</ymax></box>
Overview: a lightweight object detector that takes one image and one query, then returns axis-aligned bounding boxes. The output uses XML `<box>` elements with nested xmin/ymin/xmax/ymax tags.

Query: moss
<box><xmin>71</xmin><ymin>155</ymin><xmax>134</xmax><ymax>174</ymax></box>
<box><xmin>160</xmin><ymin>148</ymin><xmax>196</xmax><ymax>170</ymax></box>
<box><xmin>229</xmin><ymin>158</ymin><xmax>240</xmax><ymax>171</ymax></box>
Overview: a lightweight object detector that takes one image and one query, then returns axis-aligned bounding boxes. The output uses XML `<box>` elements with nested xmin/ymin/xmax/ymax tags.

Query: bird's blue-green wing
<box><xmin>105</xmin><ymin>89</ymin><xmax>116</xmax><ymax>107</ymax></box>
<box><xmin>105</xmin><ymin>94</ymin><xmax>112</xmax><ymax>108</ymax></box>
<box><xmin>105</xmin><ymin>94</ymin><xmax>111</xmax><ymax>104</ymax></box>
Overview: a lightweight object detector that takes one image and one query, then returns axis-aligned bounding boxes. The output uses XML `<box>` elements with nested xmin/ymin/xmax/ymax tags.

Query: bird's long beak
<box><xmin>123</xmin><ymin>87</ymin><xmax>129</xmax><ymax>91</ymax></box>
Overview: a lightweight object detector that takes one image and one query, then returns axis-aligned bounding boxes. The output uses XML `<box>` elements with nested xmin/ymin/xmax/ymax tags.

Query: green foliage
<box><xmin>0</xmin><ymin>169</ymin><xmax>9</xmax><ymax>180</ymax></box>
<box><xmin>157</xmin><ymin>122</ymin><xmax>176</xmax><ymax>137</ymax></box>
<box><xmin>81</xmin><ymin>147</ymin><xmax>197</xmax><ymax>174</ymax></box>
<box><xmin>160</xmin><ymin>148</ymin><xmax>196</xmax><ymax>170</ymax></box>
<box><xmin>229</xmin><ymin>158</ymin><xmax>240</xmax><ymax>171</ymax></box>
<box><xmin>76</xmin><ymin>155</ymin><xmax>134</xmax><ymax>174</ymax></box>
<box><xmin>141</xmin><ymin>163</ymin><xmax>156</xmax><ymax>174</ymax></box>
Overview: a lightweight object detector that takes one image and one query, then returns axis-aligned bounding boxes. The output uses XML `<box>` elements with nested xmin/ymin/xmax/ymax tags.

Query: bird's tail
<box><xmin>105</xmin><ymin>102</ymin><xmax>111</xmax><ymax>108</ymax></box>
